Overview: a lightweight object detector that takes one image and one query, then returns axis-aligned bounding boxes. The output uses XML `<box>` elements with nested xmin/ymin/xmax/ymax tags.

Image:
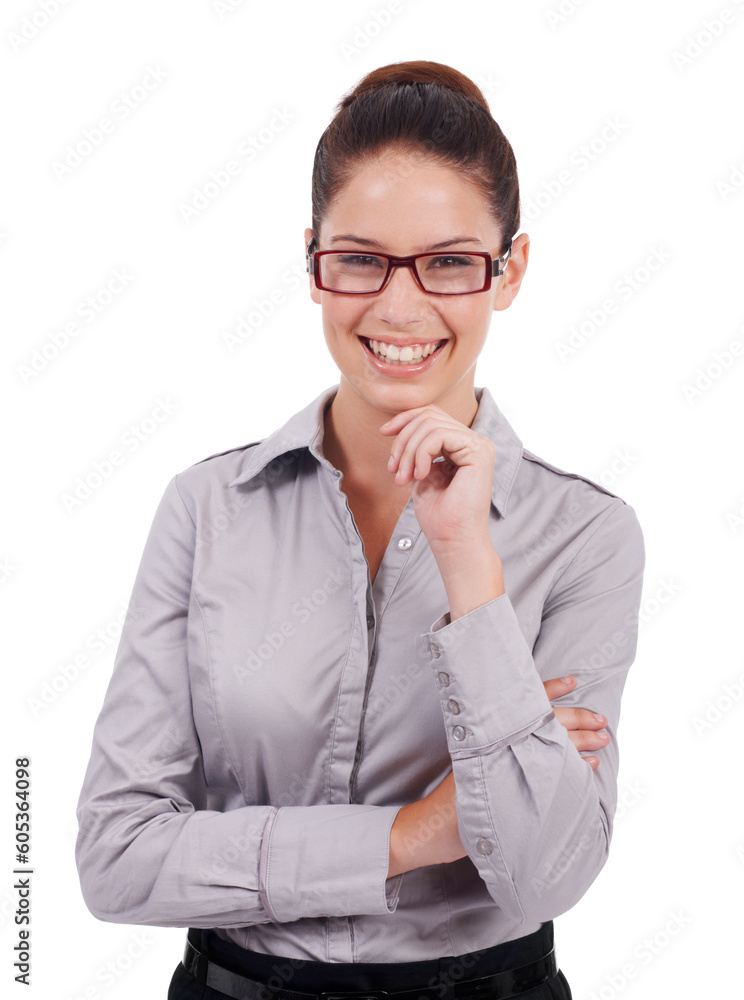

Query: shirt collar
<box><xmin>228</xmin><ymin>383</ymin><xmax>523</xmax><ymax>518</ymax></box>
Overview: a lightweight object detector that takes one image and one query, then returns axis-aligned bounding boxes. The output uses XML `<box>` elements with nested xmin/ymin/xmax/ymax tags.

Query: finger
<box><xmin>565</xmin><ymin>728</ymin><xmax>611</xmax><ymax>753</ymax></box>
<box><xmin>543</xmin><ymin>675</ymin><xmax>576</xmax><ymax>700</ymax></box>
<box><xmin>552</xmin><ymin>704</ymin><xmax>607</xmax><ymax>730</ymax></box>
<box><xmin>379</xmin><ymin>406</ymin><xmax>435</xmax><ymax>436</ymax></box>
<box><xmin>408</xmin><ymin>429</ymin><xmax>463</xmax><ymax>483</ymax></box>
<box><xmin>553</xmin><ymin>705</ymin><xmax>590</xmax><ymax>730</ymax></box>
<box><xmin>393</xmin><ymin>418</ymin><xmax>465</xmax><ymax>482</ymax></box>
<box><xmin>403</xmin><ymin>423</ymin><xmax>490</xmax><ymax>484</ymax></box>
<box><xmin>566</xmin><ymin>708</ymin><xmax>607</xmax><ymax>729</ymax></box>
<box><xmin>384</xmin><ymin>412</ymin><xmax>450</xmax><ymax>475</ymax></box>
<box><xmin>585</xmin><ymin>756</ymin><xmax>599</xmax><ymax>771</ymax></box>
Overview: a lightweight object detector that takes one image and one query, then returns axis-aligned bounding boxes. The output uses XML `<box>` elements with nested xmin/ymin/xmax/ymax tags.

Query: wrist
<box><xmin>429</xmin><ymin>534</ymin><xmax>499</xmax><ymax>569</ymax></box>
<box><xmin>388</xmin><ymin>800</ymin><xmax>440</xmax><ymax>877</ymax></box>
<box><xmin>431</xmin><ymin>544</ymin><xmax>505</xmax><ymax>620</ymax></box>
<box><xmin>388</xmin><ymin>804</ymin><xmax>413</xmax><ymax>878</ymax></box>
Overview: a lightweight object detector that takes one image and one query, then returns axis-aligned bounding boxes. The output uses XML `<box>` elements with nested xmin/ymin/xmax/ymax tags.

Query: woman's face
<box><xmin>305</xmin><ymin>148</ymin><xmax>529</xmax><ymax>419</ymax></box>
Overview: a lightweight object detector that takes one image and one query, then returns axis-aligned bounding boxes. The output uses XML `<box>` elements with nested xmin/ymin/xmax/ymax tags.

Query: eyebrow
<box><xmin>328</xmin><ymin>234</ymin><xmax>485</xmax><ymax>252</ymax></box>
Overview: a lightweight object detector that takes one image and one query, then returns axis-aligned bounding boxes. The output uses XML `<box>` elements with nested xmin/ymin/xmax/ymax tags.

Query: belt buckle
<box><xmin>318</xmin><ymin>992</ymin><xmax>389</xmax><ymax>1000</ymax></box>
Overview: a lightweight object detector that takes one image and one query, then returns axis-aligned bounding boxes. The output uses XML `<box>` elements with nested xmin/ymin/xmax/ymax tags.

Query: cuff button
<box><xmin>452</xmin><ymin>725</ymin><xmax>466</xmax><ymax>741</ymax></box>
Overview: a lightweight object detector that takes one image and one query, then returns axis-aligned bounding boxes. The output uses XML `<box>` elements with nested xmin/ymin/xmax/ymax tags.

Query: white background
<box><xmin>2</xmin><ymin>0</ymin><xmax>743</xmax><ymax>997</ymax></box>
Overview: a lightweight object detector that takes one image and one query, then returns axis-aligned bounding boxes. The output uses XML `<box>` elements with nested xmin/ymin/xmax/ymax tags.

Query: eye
<box><xmin>428</xmin><ymin>255</ymin><xmax>476</xmax><ymax>269</ymax></box>
<box><xmin>336</xmin><ymin>254</ymin><xmax>385</xmax><ymax>269</ymax></box>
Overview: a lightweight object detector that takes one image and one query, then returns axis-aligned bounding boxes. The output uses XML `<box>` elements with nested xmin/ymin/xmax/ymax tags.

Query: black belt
<box><xmin>182</xmin><ymin>936</ymin><xmax>558</xmax><ymax>1000</ymax></box>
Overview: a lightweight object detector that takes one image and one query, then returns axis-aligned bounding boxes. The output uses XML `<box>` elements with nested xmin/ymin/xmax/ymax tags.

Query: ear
<box><xmin>304</xmin><ymin>227</ymin><xmax>321</xmax><ymax>305</ymax></box>
<box><xmin>493</xmin><ymin>233</ymin><xmax>530</xmax><ymax>313</ymax></box>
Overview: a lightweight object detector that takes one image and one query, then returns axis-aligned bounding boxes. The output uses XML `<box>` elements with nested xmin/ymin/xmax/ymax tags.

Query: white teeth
<box><xmin>367</xmin><ymin>339</ymin><xmax>442</xmax><ymax>364</ymax></box>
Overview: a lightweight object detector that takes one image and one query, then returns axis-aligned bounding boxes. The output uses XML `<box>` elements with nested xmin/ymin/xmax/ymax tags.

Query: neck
<box><xmin>322</xmin><ymin>376</ymin><xmax>480</xmax><ymax>495</ymax></box>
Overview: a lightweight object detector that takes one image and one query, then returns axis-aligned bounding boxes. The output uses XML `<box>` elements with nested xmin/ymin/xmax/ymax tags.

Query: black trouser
<box><xmin>167</xmin><ymin>920</ymin><xmax>572</xmax><ymax>999</ymax></box>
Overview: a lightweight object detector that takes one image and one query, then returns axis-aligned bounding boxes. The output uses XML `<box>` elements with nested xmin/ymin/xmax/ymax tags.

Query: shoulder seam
<box><xmin>521</xmin><ymin>449</ymin><xmax>627</xmax><ymax>503</ymax></box>
<box><xmin>186</xmin><ymin>439</ymin><xmax>265</xmax><ymax>471</ymax></box>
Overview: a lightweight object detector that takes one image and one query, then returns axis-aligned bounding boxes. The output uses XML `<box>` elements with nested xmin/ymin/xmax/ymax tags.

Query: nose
<box><xmin>371</xmin><ymin>264</ymin><xmax>430</xmax><ymax>327</ymax></box>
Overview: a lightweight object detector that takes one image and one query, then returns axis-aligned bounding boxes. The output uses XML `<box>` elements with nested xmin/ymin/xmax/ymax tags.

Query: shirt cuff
<box><xmin>413</xmin><ymin>592</ymin><xmax>555</xmax><ymax>759</ymax></box>
<box><xmin>258</xmin><ymin>803</ymin><xmax>404</xmax><ymax>923</ymax></box>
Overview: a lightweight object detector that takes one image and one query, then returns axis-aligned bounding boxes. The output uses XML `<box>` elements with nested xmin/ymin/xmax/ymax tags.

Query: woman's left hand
<box><xmin>380</xmin><ymin>404</ymin><xmax>496</xmax><ymax>554</ymax></box>
<box><xmin>543</xmin><ymin>676</ymin><xmax>610</xmax><ymax>770</ymax></box>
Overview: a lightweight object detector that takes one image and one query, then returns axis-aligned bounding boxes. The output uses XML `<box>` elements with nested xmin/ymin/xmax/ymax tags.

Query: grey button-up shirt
<box><xmin>75</xmin><ymin>382</ymin><xmax>645</xmax><ymax>963</ymax></box>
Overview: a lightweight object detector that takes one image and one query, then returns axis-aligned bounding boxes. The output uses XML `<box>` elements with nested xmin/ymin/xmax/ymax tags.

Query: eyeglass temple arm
<box><xmin>491</xmin><ymin>238</ymin><xmax>512</xmax><ymax>276</ymax></box>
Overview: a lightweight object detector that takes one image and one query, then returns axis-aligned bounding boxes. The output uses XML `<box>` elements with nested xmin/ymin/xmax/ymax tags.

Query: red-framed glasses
<box><xmin>305</xmin><ymin>238</ymin><xmax>512</xmax><ymax>295</ymax></box>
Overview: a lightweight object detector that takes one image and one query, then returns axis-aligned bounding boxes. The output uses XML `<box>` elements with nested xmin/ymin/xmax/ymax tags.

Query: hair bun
<box><xmin>338</xmin><ymin>59</ymin><xmax>490</xmax><ymax>114</ymax></box>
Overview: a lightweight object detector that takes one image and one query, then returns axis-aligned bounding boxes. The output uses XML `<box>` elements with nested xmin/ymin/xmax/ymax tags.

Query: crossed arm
<box><xmin>387</xmin><ymin>673</ymin><xmax>612</xmax><ymax>878</ymax></box>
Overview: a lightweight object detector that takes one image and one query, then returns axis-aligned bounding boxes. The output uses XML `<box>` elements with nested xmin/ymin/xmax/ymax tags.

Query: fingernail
<box><xmin>561</xmin><ymin>676</ymin><xmax>574</xmax><ymax>684</ymax></box>
<box><xmin>594</xmin><ymin>713</ymin><xmax>606</xmax><ymax>724</ymax></box>
<box><xmin>388</xmin><ymin>455</ymin><xmax>395</xmax><ymax>469</ymax></box>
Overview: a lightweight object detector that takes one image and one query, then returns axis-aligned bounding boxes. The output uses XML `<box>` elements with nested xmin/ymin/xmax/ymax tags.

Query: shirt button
<box><xmin>366</xmin><ymin>614</ymin><xmax>375</xmax><ymax>629</ymax></box>
<box><xmin>452</xmin><ymin>725</ymin><xmax>466</xmax><ymax>741</ymax></box>
<box><xmin>437</xmin><ymin>671</ymin><xmax>450</xmax><ymax>686</ymax></box>
<box><xmin>447</xmin><ymin>699</ymin><xmax>460</xmax><ymax>715</ymax></box>
<box><xmin>476</xmin><ymin>838</ymin><xmax>493</xmax><ymax>856</ymax></box>
<box><xmin>430</xmin><ymin>641</ymin><xmax>441</xmax><ymax>658</ymax></box>
<box><xmin>397</xmin><ymin>537</ymin><xmax>412</xmax><ymax>551</ymax></box>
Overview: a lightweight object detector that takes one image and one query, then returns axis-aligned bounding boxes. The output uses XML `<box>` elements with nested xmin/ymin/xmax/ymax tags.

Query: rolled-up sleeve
<box><xmin>413</xmin><ymin>500</ymin><xmax>645</xmax><ymax>926</ymax></box>
<box><xmin>74</xmin><ymin>474</ymin><xmax>404</xmax><ymax>928</ymax></box>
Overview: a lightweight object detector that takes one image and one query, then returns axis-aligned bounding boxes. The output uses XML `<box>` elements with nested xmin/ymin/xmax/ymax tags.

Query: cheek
<box><xmin>322</xmin><ymin>300</ymin><xmax>366</xmax><ymax>336</ymax></box>
<box><xmin>444</xmin><ymin>302</ymin><xmax>490</xmax><ymax>337</ymax></box>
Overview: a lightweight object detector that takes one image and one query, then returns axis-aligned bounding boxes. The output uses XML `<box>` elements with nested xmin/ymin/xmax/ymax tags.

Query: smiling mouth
<box><xmin>360</xmin><ymin>337</ymin><xmax>447</xmax><ymax>365</ymax></box>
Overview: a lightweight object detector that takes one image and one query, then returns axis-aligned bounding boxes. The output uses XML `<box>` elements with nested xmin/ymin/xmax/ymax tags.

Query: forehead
<box><xmin>324</xmin><ymin>150</ymin><xmax>497</xmax><ymax>244</ymax></box>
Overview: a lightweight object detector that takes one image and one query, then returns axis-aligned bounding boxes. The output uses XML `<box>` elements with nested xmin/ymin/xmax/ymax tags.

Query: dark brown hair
<box><xmin>310</xmin><ymin>60</ymin><xmax>519</xmax><ymax>255</ymax></box>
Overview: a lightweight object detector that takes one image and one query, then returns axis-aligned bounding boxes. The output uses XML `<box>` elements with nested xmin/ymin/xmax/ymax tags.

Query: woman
<box><xmin>75</xmin><ymin>60</ymin><xmax>645</xmax><ymax>1000</ymax></box>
